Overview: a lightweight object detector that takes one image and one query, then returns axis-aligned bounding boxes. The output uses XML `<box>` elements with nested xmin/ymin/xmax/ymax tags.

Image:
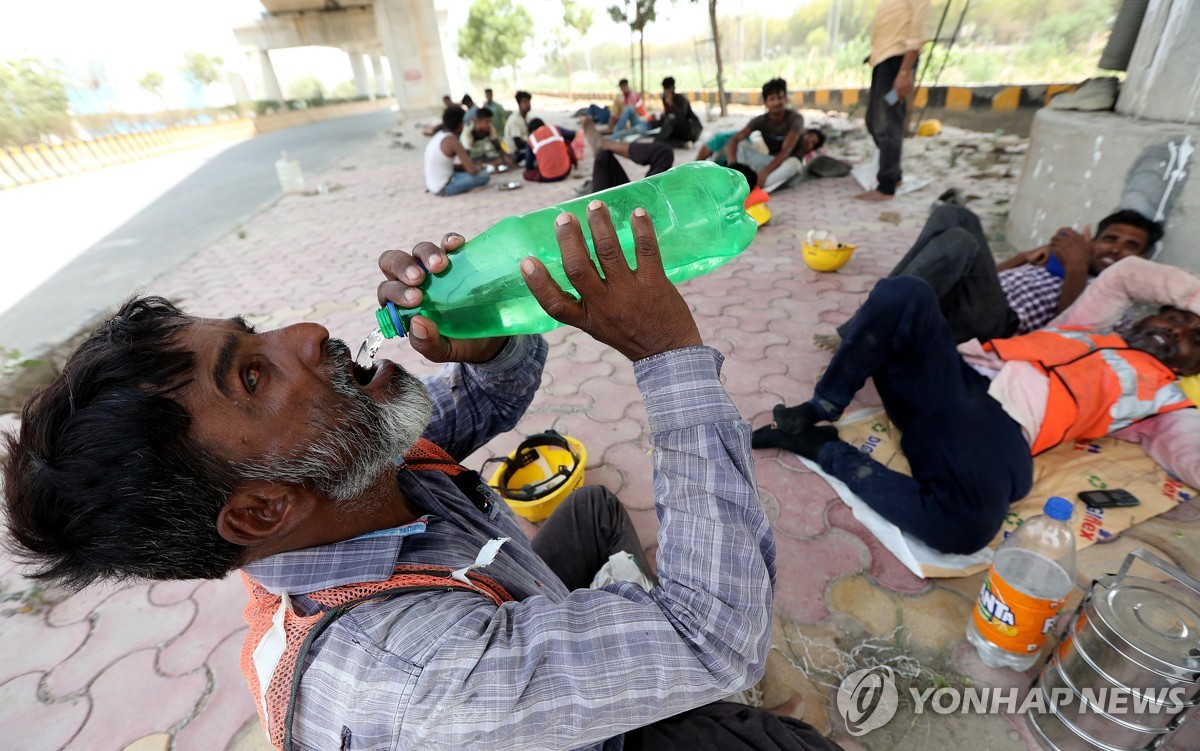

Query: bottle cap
<box><xmin>1043</xmin><ymin>496</ymin><xmax>1074</xmax><ymax>521</ymax></box>
<box><xmin>375</xmin><ymin>302</ymin><xmax>406</xmax><ymax>338</ymax></box>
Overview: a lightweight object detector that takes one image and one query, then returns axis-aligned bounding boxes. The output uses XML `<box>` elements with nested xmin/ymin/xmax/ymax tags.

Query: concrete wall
<box><xmin>1007</xmin><ymin>109</ymin><xmax>1200</xmax><ymax>273</ymax></box>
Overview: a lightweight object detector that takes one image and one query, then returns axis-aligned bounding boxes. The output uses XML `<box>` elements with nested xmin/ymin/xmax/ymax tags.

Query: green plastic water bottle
<box><xmin>375</xmin><ymin>162</ymin><xmax>758</xmax><ymax>340</ymax></box>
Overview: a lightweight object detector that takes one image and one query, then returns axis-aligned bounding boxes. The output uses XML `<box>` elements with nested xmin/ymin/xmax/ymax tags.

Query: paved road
<box><xmin>0</xmin><ymin>109</ymin><xmax>398</xmax><ymax>356</ymax></box>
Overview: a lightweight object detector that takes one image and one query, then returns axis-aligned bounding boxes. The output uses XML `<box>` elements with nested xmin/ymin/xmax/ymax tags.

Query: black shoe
<box><xmin>751</xmin><ymin>425</ymin><xmax>839</xmax><ymax>461</ymax></box>
<box><xmin>772</xmin><ymin>402</ymin><xmax>820</xmax><ymax>434</ymax></box>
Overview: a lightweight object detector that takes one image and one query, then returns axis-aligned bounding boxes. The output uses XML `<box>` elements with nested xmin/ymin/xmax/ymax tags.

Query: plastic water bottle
<box><xmin>275</xmin><ymin>151</ymin><xmax>305</xmax><ymax>194</ymax></box>
<box><xmin>966</xmin><ymin>496</ymin><xmax>1077</xmax><ymax>671</ymax></box>
<box><xmin>374</xmin><ymin>162</ymin><xmax>757</xmax><ymax>340</ymax></box>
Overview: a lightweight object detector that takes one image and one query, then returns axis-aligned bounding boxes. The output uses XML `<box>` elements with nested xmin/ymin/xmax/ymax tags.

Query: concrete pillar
<box><xmin>1115</xmin><ymin>0</ymin><xmax>1200</xmax><ymax>124</ymax></box>
<box><xmin>1008</xmin><ymin>0</ymin><xmax>1200</xmax><ymax>272</ymax></box>
<box><xmin>371</xmin><ymin>54</ymin><xmax>390</xmax><ymax>97</ymax></box>
<box><xmin>228</xmin><ymin>72</ymin><xmax>252</xmax><ymax>105</ymax></box>
<box><xmin>250</xmin><ymin>48</ymin><xmax>284</xmax><ymax>102</ymax></box>
<box><xmin>348</xmin><ymin>50</ymin><xmax>371</xmax><ymax>99</ymax></box>
<box><xmin>373</xmin><ymin>0</ymin><xmax>451</xmax><ymax>116</ymax></box>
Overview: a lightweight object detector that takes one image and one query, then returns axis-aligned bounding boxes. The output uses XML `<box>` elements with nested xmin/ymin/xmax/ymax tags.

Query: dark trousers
<box><xmin>865</xmin><ymin>55</ymin><xmax>913</xmax><ymax>195</ymax></box>
<box><xmin>654</xmin><ymin>115</ymin><xmax>702</xmax><ymax>148</ymax></box>
<box><xmin>592</xmin><ymin>141</ymin><xmax>675</xmax><ymax>192</ymax></box>
<box><xmin>625</xmin><ymin>701</ymin><xmax>843</xmax><ymax>751</ymax></box>
<box><xmin>814</xmin><ymin>277</ymin><xmax>1034</xmax><ymax>554</ymax></box>
<box><xmin>531</xmin><ymin>485</ymin><xmax>653</xmax><ymax>590</ymax></box>
<box><xmin>533</xmin><ymin>493</ymin><xmax>841</xmax><ymax>751</ymax></box>
<box><xmin>839</xmin><ymin>205</ymin><xmax>1020</xmax><ymax>343</ymax></box>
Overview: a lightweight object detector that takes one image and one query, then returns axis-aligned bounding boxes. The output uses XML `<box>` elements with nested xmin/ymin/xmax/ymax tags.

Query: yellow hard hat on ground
<box><xmin>484</xmin><ymin>430</ymin><xmax>587</xmax><ymax>522</ymax></box>
<box><xmin>917</xmin><ymin>119</ymin><xmax>943</xmax><ymax>137</ymax></box>
<box><xmin>746</xmin><ymin>203</ymin><xmax>771</xmax><ymax>226</ymax></box>
<box><xmin>802</xmin><ymin>229</ymin><xmax>858</xmax><ymax>273</ymax></box>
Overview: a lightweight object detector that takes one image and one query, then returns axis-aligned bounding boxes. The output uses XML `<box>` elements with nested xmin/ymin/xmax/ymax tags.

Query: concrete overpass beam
<box><xmin>373</xmin><ymin>0</ymin><xmax>450</xmax><ymax>117</ymax></box>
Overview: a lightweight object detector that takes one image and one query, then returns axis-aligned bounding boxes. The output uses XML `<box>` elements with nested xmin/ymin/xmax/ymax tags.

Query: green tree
<box><xmin>138</xmin><ymin>71</ymin><xmax>166</xmax><ymax>105</ymax></box>
<box><xmin>457</xmin><ymin>0</ymin><xmax>534</xmax><ymax>83</ymax></box>
<box><xmin>179</xmin><ymin>51</ymin><xmax>224</xmax><ymax>88</ymax></box>
<box><xmin>331</xmin><ymin>80</ymin><xmax>358</xmax><ymax>99</ymax></box>
<box><xmin>0</xmin><ymin>59</ymin><xmax>72</xmax><ymax>147</ymax></box>
<box><xmin>546</xmin><ymin>0</ymin><xmax>594</xmax><ymax>94</ymax></box>
<box><xmin>608</xmin><ymin>0</ymin><xmax>658</xmax><ymax>96</ymax></box>
<box><xmin>288</xmin><ymin>76</ymin><xmax>326</xmax><ymax>103</ymax></box>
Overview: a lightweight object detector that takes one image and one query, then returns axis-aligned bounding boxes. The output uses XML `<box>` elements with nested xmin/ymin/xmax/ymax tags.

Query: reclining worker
<box><xmin>577</xmin><ymin>117</ymin><xmax>674</xmax><ymax>195</ymax></box>
<box><xmin>754</xmin><ymin>256</ymin><xmax>1200</xmax><ymax>555</ymax></box>
<box><xmin>3</xmin><ymin>205</ymin><xmax>842</xmax><ymax>751</ymax></box>
<box><xmin>819</xmin><ymin>204</ymin><xmax>1162</xmax><ymax>347</ymax></box>
<box><xmin>724</xmin><ymin>79</ymin><xmax>825</xmax><ymax>193</ymax></box>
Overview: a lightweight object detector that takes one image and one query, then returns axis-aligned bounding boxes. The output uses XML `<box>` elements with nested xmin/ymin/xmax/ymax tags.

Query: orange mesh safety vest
<box><xmin>984</xmin><ymin>328</ymin><xmax>1193</xmax><ymax>454</ymax></box>
<box><xmin>528</xmin><ymin>124</ymin><xmax>572</xmax><ymax>180</ymax></box>
<box><xmin>238</xmin><ymin>438</ymin><xmax>514</xmax><ymax>750</ymax></box>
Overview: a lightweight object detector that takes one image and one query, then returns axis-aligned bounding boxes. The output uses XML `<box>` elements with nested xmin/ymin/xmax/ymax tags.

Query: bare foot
<box><xmin>580</xmin><ymin>118</ymin><xmax>604</xmax><ymax>155</ymax></box>
<box><xmin>854</xmin><ymin>190</ymin><xmax>894</xmax><ymax>201</ymax></box>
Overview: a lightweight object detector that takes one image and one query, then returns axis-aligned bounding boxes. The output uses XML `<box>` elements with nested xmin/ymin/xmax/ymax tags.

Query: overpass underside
<box><xmin>233</xmin><ymin>0</ymin><xmax>453</xmax><ymax>117</ymax></box>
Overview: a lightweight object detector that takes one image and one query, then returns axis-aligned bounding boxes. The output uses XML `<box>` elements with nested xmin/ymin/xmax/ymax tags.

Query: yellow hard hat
<box><xmin>746</xmin><ymin>203</ymin><xmax>771</xmax><ymax>226</ymax></box>
<box><xmin>802</xmin><ymin>230</ymin><xmax>858</xmax><ymax>273</ymax></box>
<box><xmin>917</xmin><ymin>119</ymin><xmax>942</xmax><ymax>137</ymax></box>
<box><xmin>484</xmin><ymin>430</ymin><xmax>587</xmax><ymax>522</ymax></box>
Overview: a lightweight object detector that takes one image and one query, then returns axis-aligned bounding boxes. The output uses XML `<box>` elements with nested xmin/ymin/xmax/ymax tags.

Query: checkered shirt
<box><xmin>241</xmin><ymin>336</ymin><xmax>773</xmax><ymax>751</ymax></box>
<box><xmin>998</xmin><ymin>264</ymin><xmax>1065</xmax><ymax>333</ymax></box>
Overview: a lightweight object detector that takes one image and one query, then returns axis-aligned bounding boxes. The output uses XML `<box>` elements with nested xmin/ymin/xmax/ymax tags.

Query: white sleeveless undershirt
<box><xmin>424</xmin><ymin>131</ymin><xmax>455</xmax><ymax>194</ymax></box>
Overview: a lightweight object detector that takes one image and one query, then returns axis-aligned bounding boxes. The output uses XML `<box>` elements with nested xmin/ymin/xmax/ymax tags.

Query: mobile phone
<box><xmin>884</xmin><ymin>89</ymin><xmax>900</xmax><ymax>106</ymax></box>
<box><xmin>1078</xmin><ymin>489</ymin><xmax>1141</xmax><ymax>509</ymax></box>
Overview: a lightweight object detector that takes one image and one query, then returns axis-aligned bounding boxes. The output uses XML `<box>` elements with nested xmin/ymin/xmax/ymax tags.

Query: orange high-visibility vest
<box><xmin>984</xmin><ymin>327</ymin><xmax>1193</xmax><ymax>454</ymax></box>
<box><xmin>238</xmin><ymin>438</ymin><xmax>514</xmax><ymax>750</ymax></box>
<box><xmin>528</xmin><ymin>124</ymin><xmax>572</xmax><ymax>180</ymax></box>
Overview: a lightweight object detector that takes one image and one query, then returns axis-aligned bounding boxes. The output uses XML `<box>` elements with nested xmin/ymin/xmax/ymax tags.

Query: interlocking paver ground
<box><xmin>2</xmin><ymin>101</ymin><xmax>1198</xmax><ymax>750</ymax></box>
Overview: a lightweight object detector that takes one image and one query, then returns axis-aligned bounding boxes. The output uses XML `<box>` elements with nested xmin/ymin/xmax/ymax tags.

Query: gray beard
<box><xmin>234</xmin><ymin>339</ymin><xmax>433</xmax><ymax>507</ymax></box>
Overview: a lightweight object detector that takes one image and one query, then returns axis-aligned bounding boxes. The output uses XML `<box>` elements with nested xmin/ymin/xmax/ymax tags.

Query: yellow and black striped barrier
<box><xmin>540</xmin><ymin>82</ymin><xmax>1079</xmax><ymax>114</ymax></box>
<box><xmin>0</xmin><ymin>120</ymin><xmax>254</xmax><ymax>191</ymax></box>
<box><xmin>0</xmin><ymin>98</ymin><xmax>395</xmax><ymax>191</ymax></box>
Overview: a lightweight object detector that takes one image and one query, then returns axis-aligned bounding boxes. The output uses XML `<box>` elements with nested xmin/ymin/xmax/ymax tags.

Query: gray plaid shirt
<box><xmin>998</xmin><ymin>264</ymin><xmax>1065</xmax><ymax>334</ymax></box>
<box><xmin>242</xmin><ymin>335</ymin><xmax>774</xmax><ymax>750</ymax></box>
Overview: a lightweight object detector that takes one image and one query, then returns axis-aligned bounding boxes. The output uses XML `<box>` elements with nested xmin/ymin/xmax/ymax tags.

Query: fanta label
<box><xmin>972</xmin><ymin>565</ymin><xmax>1067</xmax><ymax>654</ymax></box>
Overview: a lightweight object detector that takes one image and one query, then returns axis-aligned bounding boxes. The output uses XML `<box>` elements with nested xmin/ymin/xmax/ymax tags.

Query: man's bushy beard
<box><xmin>234</xmin><ymin>339</ymin><xmax>432</xmax><ymax>508</ymax></box>
<box><xmin>1126</xmin><ymin>325</ymin><xmax>1177</xmax><ymax>368</ymax></box>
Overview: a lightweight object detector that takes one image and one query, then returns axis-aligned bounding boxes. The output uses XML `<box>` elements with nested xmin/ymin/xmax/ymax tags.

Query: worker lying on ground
<box><xmin>755</xmin><ymin>256</ymin><xmax>1200</xmax><ymax>555</ymax></box>
<box><xmin>815</xmin><ymin>204</ymin><xmax>1163</xmax><ymax>349</ymax></box>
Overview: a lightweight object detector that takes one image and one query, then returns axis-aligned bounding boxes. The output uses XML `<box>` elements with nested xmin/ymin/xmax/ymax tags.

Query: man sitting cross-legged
<box><xmin>4</xmin><ymin>205</ymin><xmax>842</xmax><ymax>751</ymax></box>
<box><xmin>755</xmin><ymin>256</ymin><xmax>1200</xmax><ymax>555</ymax></box>
<box><xmin>424</xmin><ymin>105</ymin><xmax>489</xmax><ymax>196</ymax></box>
<box><xmin>461</xmin><ymin>107</ymin><xmax>513</xmax><ymax>168</ymax></box>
